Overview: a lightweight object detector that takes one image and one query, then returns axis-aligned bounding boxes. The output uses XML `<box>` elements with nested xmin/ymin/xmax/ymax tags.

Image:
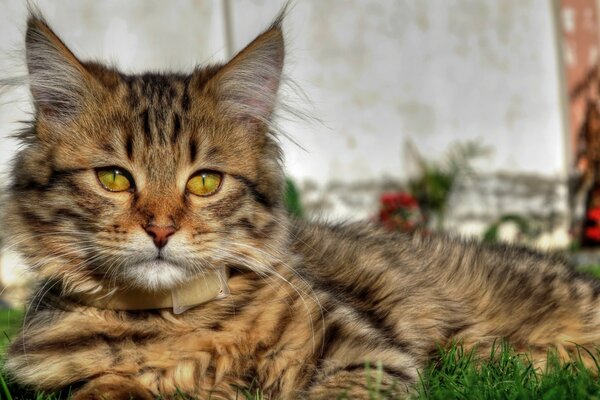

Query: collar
<box><xmin>80</xmin><ymin>269</ymin><xmax>230</xmax><ymax>314</ymax></box>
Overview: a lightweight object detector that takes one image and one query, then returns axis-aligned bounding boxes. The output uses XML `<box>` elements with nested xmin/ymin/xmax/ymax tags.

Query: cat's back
<box><xmin>289</xmin><ymin>218</ymin><xmax>586</xmax><ymax>291</ymax></box>
<box><xmin>288</xmin><ymin>218</ymin><xmax>600</xmax><ymax>365</ymax></box>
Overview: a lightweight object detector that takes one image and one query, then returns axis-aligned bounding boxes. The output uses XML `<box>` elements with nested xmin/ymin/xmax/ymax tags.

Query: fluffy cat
<box><xmin>4</xmin><ymin>9</ymin><xmax>600</xmax><ymax>400</ymax></box>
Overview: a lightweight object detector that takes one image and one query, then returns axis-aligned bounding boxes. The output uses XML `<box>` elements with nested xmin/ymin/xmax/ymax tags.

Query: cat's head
<box><xmin>5</xmin><ymin>12</ymin><xmax>290</xmax><ymax>293</ymax></box>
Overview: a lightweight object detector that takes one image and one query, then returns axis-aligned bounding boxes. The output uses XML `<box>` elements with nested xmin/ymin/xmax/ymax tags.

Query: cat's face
<box><xmin>7</xmin><ymin>15</ymin><xmax>288</xmax><ymax>292</ymax></box>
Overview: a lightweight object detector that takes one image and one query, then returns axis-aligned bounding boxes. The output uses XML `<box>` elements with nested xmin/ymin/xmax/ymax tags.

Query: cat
<box><xmin>4</xmin><ymin>8</ymin><xmax>600</xmax><ymax>400</ymax></box>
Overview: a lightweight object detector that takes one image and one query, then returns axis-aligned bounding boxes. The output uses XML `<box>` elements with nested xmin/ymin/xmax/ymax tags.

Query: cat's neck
<box><xmin>74</xmin><ymin>269</ymin><xmax>230</xmax><ymax>314</ymax></box>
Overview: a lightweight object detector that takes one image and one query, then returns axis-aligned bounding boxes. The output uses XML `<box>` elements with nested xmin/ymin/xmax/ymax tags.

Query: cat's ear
<box><xmin>25</xmin><ymin>14</ymin><xmax>95</xmax><ymax>119</ymax></box>
<box><xmin>203</xmin><ymin>19</ymin><xmax>284</xmax><ymax>129</ymax></box>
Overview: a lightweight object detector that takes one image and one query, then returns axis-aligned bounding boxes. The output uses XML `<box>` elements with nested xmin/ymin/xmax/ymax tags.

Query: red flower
<box><xmin>587</xmin><ymin>208</ymin><xmax>600</xmax><ymax>221</ymax></box>
<box><xmin>380</xmin><ymin>192</ymin><xmax>418</xmax><ymax>208</ymax></box>
<box><xmin>585</xmin><ymin>226</ymin><xmax>600</xmax><ymax>241</ymax></box>
<box><xmin>378</xmin><ymin>191</ymin><xmax>424</xmax><ymax>233</ymax></box>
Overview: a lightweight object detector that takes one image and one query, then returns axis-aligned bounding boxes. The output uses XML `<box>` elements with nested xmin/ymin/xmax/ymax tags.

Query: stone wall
<box><xmin>299</xmin><ymin>172</ymin><xmax>570</xmax><ymax>248</ymax></box>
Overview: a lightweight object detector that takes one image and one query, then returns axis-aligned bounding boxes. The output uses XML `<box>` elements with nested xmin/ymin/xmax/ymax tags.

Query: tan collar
<box><xmin>81</xmin><ymin>269</ymin><xmax>230</xmax><ymax>314</ymax></box>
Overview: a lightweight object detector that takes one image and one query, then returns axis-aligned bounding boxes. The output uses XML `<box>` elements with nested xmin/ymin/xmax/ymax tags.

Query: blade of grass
<box><xmin>0</xmin><ymin>374</ymin><xmax>13</xmax><ymax>400</ymax></box>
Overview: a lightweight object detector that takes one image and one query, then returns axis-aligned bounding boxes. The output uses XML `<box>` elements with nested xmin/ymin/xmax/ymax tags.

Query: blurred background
<box><xmin>0</xmin><ymin>0</ymin><xmax>599</xmax><ymax>304</ymax></box>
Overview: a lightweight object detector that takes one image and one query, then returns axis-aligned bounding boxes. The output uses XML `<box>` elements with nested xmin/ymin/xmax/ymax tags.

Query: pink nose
<box><xmin>144</xmin><ymin>225</ymin><xmax>176</xmax><ymax>248</ymax></box>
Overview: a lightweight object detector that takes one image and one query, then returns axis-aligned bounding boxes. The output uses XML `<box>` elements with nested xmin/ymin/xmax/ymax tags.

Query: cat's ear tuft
<box><xmin>204</xmin><ymin>19</ymin><xmax>285</xmax><ymax>130</ymax></box>
<box><xmin>25</xmin><ymin>12</ymin><xmax>94</xmax><ymax>118</ymax></box>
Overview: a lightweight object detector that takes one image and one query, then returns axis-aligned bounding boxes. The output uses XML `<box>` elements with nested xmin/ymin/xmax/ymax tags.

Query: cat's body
<box><xmin>9</xmin><ymin>220</ymin><xmax>600</xmax><ymax>399</ymax></box>
<box><xmin>4</xmin><ymin>10</ymin><xmax>600</xmax><ymax>400</ymax></box>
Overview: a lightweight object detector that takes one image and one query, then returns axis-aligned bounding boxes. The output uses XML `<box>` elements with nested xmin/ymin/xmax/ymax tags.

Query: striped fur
<box><xmin>5</xmin><ymin>10</ymin><xmax>600</xmax><ymax>400</ymax></box>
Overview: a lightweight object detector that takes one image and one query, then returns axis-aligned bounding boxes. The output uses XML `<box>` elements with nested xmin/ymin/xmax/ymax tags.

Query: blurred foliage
<box><xmin>482</xmin><ymin>214</ymin><xmax>541</xmax><ymax>244</ymax></box>
<box><xmin>569</xmin><ymin>239</ymin><xmax>582</xmax><ymax>253</ymax></box>
<box><xmin>581</xmin><ymin>265</ymin><xmax>600</xmax><ymax>279</ymax></box>
<box><xmin>406</xmin><ymin>140</ymin><xmax>490</xmax><ymax>231</ymax></box>
<box><xmin>283</xmin><ymin>178</ymin><xmax>303</xmax><ymax>217</ymax></box>
<box><xmin>0</xmin><ymin>308</ymin><xmax>22</xmax><ymax>350</ymax></box>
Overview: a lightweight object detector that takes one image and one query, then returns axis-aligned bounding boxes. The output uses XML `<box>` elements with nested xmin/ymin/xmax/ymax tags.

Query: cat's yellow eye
<box><xmin>186</xmin><ymin>171</ymin><xmax>222</xmax><ymax>197</ymax></box>
<box><xmin>96</xmin><ymin>167</ymin><xmax>132</xmax><ymax>192</ymax></box>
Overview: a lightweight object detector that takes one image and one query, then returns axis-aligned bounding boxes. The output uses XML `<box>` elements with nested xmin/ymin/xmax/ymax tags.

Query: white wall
<box><xmin>230</xmin><ymin>1</ymin><xmax>567</xmax><ymax>183</ymax></box>
<box><xmin>0</xmin><ymin>0</ymin><xmax>568</xmax><ymax>221</ymax></box>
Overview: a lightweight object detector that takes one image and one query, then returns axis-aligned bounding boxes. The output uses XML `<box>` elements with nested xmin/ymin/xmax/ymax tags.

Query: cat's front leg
<box><xmin>71</xmin><ymin>374</ymin><xmax>154</xmax><ymax>400</ymax></box>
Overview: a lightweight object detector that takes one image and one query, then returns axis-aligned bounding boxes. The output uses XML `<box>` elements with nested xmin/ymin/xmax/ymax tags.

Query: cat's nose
<box><xmin>144</xmin><ymin>224</ymin><xmax>177</xmax><ymax>248</ymax></box>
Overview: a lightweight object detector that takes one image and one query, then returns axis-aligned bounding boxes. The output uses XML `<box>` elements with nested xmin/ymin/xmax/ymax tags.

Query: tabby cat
<box><xmin>4</xmin><ymin>9</ymin><xmax>600</xmax><ymax>400</ymax></box>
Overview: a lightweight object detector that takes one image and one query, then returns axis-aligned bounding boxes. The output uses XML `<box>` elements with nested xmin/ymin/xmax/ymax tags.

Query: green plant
<box><xmin>580</xmin><ymin>265</ymin><xmax>600</xmax><ymax>279</ymax></box>
<box><xmin>406</xmin><ymin>140</ymin><xmax>490</xmax><ymax>231</ymax></box>
<box><xmin>283</xmin><ymin>178</ymin><xmax>303</xmax><ymax>217</ymax></box>
<box><xmin>482</xmin><ymin>214</ymin><xmax>540</xmax><ymax>244</ymax></box>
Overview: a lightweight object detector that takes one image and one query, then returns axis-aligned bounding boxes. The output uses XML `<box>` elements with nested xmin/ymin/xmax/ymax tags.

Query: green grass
<box><xmin>1</xmin><ymin>310</ymin><xmax>599</xmax><ymax>399</ymax></box>
<box><xmin>0</xmin><ymin>309</ymin><xmax>23</xmax><ymax>350</ymax></box>
<box><xmin>416</xmin><ymin>343</ymin><xmax>600</xmax><ymax>399</ymax></box>
<box><xmin>582</xmin><ymin>265</ymin><xmax>600</xmax><ymax>280</ymax></box>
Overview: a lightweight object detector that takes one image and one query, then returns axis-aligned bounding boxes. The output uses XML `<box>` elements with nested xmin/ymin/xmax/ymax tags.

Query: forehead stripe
<box><xmin>230</xmin><ymin>174</ymin><xmax>272</xmax><ymax>209</ymax></box>
<box><xmin>189</xmin><ymin>138</ymin><xmax>198</xmax><ymax>163</ymax></box>
<box><xmin>171</xmin><ymin>113</ymin><xmax>181</xmax><ymax>145</ymax></box>
<box><xmin>125</xmin><ymin>132</ymin><xmax>134</xmax><ymax>160</ymax></box>
<box><xmin>141</xmin><ymin>109</ymin><xmax>153</xmax><ymax>145</ymax></box>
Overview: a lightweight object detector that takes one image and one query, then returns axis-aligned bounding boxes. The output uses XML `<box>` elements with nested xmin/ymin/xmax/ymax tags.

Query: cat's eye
<box><xmin>96</xmin><ymin>167</ymin><xmax>133</xmax><ymax>192</ymax></box>
<box><xmin>186</xmin><ymin>171</ymin><xmax>222</xmax><ymax>197</ymax></box>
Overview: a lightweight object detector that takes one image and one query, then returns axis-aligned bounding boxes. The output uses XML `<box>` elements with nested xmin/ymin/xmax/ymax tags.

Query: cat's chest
<box><xmin>91</xmin><ymin>279</ymin><xmax>313</xmax><ymax>391</ymax></box>
<box><xmin>147</xmin><ymin>286</ymin><xmax>316</xmax><ymax>392</ymax></box>
<box><xmin>113</xmin><ymin>302</ymin><xmax>316</xmax><ymax>397</ymax></box>
<box><xmin>13</xmin><ymin>274</ymin><xmax>319</xmax><ymax>396</ymax></box>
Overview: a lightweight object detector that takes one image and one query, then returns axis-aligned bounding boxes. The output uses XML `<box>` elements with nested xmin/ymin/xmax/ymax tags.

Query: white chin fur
<box><xmin>119</xmin><ymin>260</ymin><xmax>191</xmax><ymax>291</ymax></box>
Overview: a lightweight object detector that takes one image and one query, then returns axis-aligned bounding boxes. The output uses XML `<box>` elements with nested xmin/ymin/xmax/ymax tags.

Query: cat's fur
<box><xmin>4</xmin><ymin>9</ymin><xmax>600</xmax><ymax>400</ymax></box>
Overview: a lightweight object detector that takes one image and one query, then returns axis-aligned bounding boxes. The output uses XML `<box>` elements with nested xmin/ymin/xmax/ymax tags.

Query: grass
<box><xmin>1</xmin><ymin>310</ymin><xmax>600</xmax><ymax>399</ymax></box>
<box><xmin>416</xmin><ymin>343</ymin><xmax>600</xmax><ymax>399</ymax></box>
<box><xmin>582</xmin><ymin>265</ymin><xmax>600</xmax><ymax>280</ymax></box>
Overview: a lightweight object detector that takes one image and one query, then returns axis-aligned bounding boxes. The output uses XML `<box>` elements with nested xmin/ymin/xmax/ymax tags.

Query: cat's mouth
<box><xmin>118</xmin><ymin>257</ymin><xmax>195</xmax><ymax>291</ymax></box>
<box><xmin>139</xmin><ymin>258</ymin><xmax>178</xmax><ymax>268</ymax></box>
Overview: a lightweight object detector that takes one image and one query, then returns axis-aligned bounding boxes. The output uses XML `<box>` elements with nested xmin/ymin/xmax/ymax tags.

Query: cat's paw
<box><xmin>71</xmin><ymin>374</ymin><xmax>154</xmax><ymax>400</ymax></box>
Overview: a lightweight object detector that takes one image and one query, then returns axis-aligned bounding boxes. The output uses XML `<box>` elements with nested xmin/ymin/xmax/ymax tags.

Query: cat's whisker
<box><xmin>212</xmin><ymin>245</ymin><xmax>321</xmax><ymax>351</ymax></box>
<box><xmin>227</xmin><ymin>240</ymin><xmax>321</xmax><ymax>304</ymax></box>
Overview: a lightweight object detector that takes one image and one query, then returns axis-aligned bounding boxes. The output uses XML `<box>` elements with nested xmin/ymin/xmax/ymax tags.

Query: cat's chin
<box><xmin>118</xmin><ymin>259</ymin><xmax>193</xmax><ymax>292</ymax></box>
